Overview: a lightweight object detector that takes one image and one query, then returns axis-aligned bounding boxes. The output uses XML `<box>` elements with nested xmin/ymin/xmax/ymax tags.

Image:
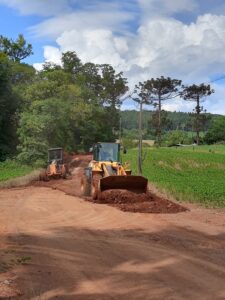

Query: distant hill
<box><xmin>120</xmin><ymin>110</ymin><xmax>222</xmax><ymax>132</ymax></box>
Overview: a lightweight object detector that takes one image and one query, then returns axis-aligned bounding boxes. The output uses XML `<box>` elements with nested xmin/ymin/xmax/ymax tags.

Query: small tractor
<box><xmin>45</xmin><ymin>147</ymin><xmax>67</xmax><ymax>180</ymax></box>
<box><xmin>81</xmin><ymin>142</ymin><xmax>148</xmax><ymax>199</ymax></box>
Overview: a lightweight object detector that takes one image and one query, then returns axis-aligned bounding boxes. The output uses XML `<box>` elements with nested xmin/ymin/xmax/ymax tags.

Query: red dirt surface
<box><xmin>35</xmin><ymin>154</ymin><xmax>186</xmax><ymax>214</ymax></box>
<box><xmin>33</xmin><ymin>154</ymin><xmax>91</xmax><ymax>197</ymax></box>
<box><xmin>0</xmin><ymin>185</ymin><xmax>225</xmax><ymax>299</ymax></box>
<box><xmin>96</xmin><ymin>190</ymin><xmax>186</xmax><ymax>213</ymax></box>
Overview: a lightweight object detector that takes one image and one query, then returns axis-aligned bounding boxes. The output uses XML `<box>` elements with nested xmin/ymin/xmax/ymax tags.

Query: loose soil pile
<box><xmin>35</xmin><ymin>153</ymin><xmax>187</xmax><ymax>214</ymax></box>
<box><xmin>90</xmin><ymin>189</ymin><xmax>187</xmax><ymax>213</ymax></box>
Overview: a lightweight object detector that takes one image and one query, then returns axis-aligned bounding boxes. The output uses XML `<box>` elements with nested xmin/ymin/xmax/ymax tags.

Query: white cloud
<box><xmin>56</xmin><ymin>29</ymin><xmax>126</xmax><ymax>68</ymax></box>
<box><xmin>30</xmin><ymin>8</ymin><xmax>135</xmax><ymax>39</ymax></box>
<box><xmin>33</xmin><ymin>46</ymin><xmax>62</xmax><ymax>71</ymax></box>
<box><xmin>163</xmin><ymin>99</ymin><xmax>194</xmax><ymax>113</ymax></box>
<box><xmin>128</xmin><ymin>14</ymin><xmax>225</xmax><ymax>82</ymax></box>
<box><xmin>33</xmin><ymin>12</ymin><xmax>225</xmax><ymax>114</ymax></box>
<box><xmin>8</xmin><ymin>0</ymin><xmax>224</xmax><ymax>114</ymax></box>
<box><xmin>33</xmin><ymin>62</ymin><xmax>43</xmax><ymax>71</ymax></box>
<box><xmin>138</xmin><ymin>0</ymin><xmax>198</xmax><ymax>17</ymax></box>
<box><xmin>43</xmin><ymin>46</ymin><xmax>62</xmax><ymax>65</ymax></box>
<box><xmin>0</xmin><ymin>0</ymin><xmax>70</xmax><ymax>16</ymax></box>
<box><xmin>204</xmin><ymin>83</ymin><xmax>225</xmax><ymax>115</ymax></box>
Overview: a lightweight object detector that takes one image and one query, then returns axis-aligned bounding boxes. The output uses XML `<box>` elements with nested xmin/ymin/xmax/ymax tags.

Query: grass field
<box><xmin>124</xmin><ymin>145</ymin><xmax>225</xmax><ymax>208</ymax></box>
<box><xmin>0</xmin><ymin>160</ymin><xmax>33</xmax><ymax>182</ymax></box>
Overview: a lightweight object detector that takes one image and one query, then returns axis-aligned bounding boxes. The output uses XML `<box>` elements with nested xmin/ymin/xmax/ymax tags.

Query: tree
<box><xmin>10</xmin><ymin>62</ymin><xmax>35</xmax><ymax>85</ymax></box>
<box><xmin>76</xmin><ymin>62</ymin><xmax>102</xmax><ymax>104</ymax></box>
<box><xmin>62</xmin><ymin>51</ymin><xmax>81</xmax><ymax>75</ymax></box>
<box><xmin>181</xmin><ymin>84</ymin><xmax>214</xmax><ymax>145</ymax></box>
<box><xmin>99</xmin><ymin>64</ymin><xmax>128</xmax><ymax>107</ymax></box>
<box><xmin>204</xmin><ymin>117</ymin><xmax>225</xmax><ymax>144</ymax></box>
<box><xmin>0</xmin><ymin>34</ymin><xmax>33</xmax><ymax>62</ymax></box>
<box><xmin>131</xmin><ymin>81</ymin><xmax>153</xmax><ymax>175</ymax></box>
<box><xmin>17</xmin><ymin>67</ymin><xmax>83</xmax><ymax>164</ymax></box>
<box><xmin>17</xmin><ymin>57</ymin><xmax>124</xmax><ymax>164</ymax></box>
<box><xmin>145</xmin><ymin>76</ymin><xmax>182</xmax><ymax>146</ymax></box>
<box><xmin>0</xmin><ymin>53</ymin><xmax>19</xmax><ymax>159</ymax></box>
<box><xmin>99</xmin><ymin>64</ymin><xmax>128</xmax><ymax>133</ymax></box>
<box><xmin>42</xmin><ymin>62</ymin><xmax>62</xmax><ymax>72</ymax></box>
<box><xmin>148</xmin><ymin>110</ymin><xmax>172</xmax><ymax>140</ymax></box>
<box><xmin>166</xmin><ymin>130</ymin><xmax>190</xmax><ymax>146</ymax></box>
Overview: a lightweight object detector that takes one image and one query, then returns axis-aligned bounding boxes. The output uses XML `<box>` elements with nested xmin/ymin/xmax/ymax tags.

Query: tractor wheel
<box><xmin>39</xmin><ymin>171</ymin><xmax>49</xmax><ymax>182</ymax></box>
<box><xmin>62</xmin><ymin>170</ymin><xmax>67</xmax><ymax>179</ymax></box>
<box><xmin>81</xmin><ymin>176</ymin><xmax>91</xmax><ymax>196</ymax></box>
<box><xmin>91</xmin><ymin>174</ymin><xmax>102</xmax><ymax>200</ymax></box>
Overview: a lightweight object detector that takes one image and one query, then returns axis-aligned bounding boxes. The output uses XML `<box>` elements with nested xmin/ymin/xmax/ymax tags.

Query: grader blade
<box><xmin>99</xmin><ymin>175</ymin><xmax>148</xmax><ymax>194</ymax></box>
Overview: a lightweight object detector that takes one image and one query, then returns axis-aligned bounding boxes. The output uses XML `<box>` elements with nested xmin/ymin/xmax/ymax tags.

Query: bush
<box><xmin>121</xmin><ymin>138</ymin><xmax>138</xmax><ymax>149</ymax></box>
<box><xmin>204</xmin><ymin>117</ymin><xmax>225</xmax><ymax>144</ymax></box>
<box><xmin>166</xmin><ymin>130</ymin><xmax>191</xmax><ymax>146</ymax></box>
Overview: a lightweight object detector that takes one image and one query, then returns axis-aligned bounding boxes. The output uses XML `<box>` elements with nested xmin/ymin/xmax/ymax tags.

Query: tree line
<box><xmin>0</xmin><ymin>34</ymin><xmax>128</xmax><ymax>164</ymax></box>
<box><xmin>121</xmin><ymin>110</ymin><xmax>222</xmax><ymax>142</ymax></box>
<box><xmin>0</xmin><ymin>34</ymin><xmax>224</xmax><ymax>165</ymax></box>
<box><xmin>130</xmin><ymin>78</ymin><xmax>214</xmax><ymax>146</ymax></box>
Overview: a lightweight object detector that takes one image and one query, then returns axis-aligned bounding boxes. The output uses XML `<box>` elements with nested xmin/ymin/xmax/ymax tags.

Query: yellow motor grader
<box><xmin>45</xmin><ymin>148</ymin><xmax>67</xmax><ymax>180</ymax></box>
<box><xmin>81</xmin><ymin>142</ymin><xmax>148</xmax><ymax>199</ymax></box>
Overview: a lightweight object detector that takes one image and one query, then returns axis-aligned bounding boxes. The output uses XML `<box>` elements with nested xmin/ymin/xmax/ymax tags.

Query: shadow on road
<box><xmin>3</xmin><ymin>225</ymin><xmax>225</xmax><ymax>300</ymax></box>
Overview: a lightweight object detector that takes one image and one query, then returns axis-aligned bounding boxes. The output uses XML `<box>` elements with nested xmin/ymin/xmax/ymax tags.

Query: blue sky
<box><xmin>0</xmin><ymin>4</ymin><xmax>44</xmax><ymax>64</ymax></box>
<box><xmin>1</xmin><ymin>0</ymin><xmax>225</xmax><ymax>114</ymax></box>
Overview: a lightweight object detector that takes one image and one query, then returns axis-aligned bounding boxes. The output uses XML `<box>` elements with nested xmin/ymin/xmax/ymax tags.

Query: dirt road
<box><xmin>0</xmin><ymin>166</ymin><xmax>225</xmax><ymax>299</ymax></box>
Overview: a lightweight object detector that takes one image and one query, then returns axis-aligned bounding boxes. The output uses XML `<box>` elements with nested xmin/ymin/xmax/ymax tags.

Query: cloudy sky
<box><xmin>1</xmin><ymin>0</ymin><xmax>225</xmax><ymax>113</ymax></box>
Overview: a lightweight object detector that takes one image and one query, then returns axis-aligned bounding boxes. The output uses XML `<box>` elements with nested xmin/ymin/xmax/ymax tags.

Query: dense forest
<box><xmin>1</xmin><ymin>34</ymin><xmax>225</xmax><ymax>165</ymax></box>
<box><xmin>121</xmin><ymin>110</ymin><xmax>222</xmax><ymax>138</ymax></box>
<box><xmin>0</xmin><ymin>34</ymin><xmax>128</xmax><ymax>164</ymax></box>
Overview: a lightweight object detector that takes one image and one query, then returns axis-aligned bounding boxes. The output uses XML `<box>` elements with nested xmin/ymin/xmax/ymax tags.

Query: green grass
<box><xmin>0</xmin><ymin>160</ymin><xmax>33</xmax><ymax>182</ymax></box>
<box><xmin>123</xmin><ymin>145</ymin><xmax>225</xmax><ymax>208</ymax></box>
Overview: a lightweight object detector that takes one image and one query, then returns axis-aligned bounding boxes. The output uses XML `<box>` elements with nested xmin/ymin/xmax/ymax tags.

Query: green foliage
<box><xmin>16</xmin><ymin>51</ymin><xmax>128</xmax><ymax>164</ymax></box>
<box><xmin>0</xmin><ymin>53</ymin><xmax>19</xmax><ymax>159</ymax></box>
<box><xmin>0</xmin><ymin>33</ymin><xmax>223</xmax><ymax>170</ymax></box>
<box><xmin>62</xmin><ymin>51</ymin><xmax>81</xmax><ymax>74</ymax></box>
<box><xmin>121</xmin><ymin>110</ymin><xmax>219</xmax><ymax>138</ymax></box>
<box><xmin>181</xmin><ymin>83</ymin><xmax>214</xmax><ymax>144</ymax></box>
<box><xmin>166</xmin><ymin>130</ymin><xmax>191</xmax><ymax>146</ymax></box>
<box><xmin>0</xmin><ymin>34</ymin><xmax>33</xmax><ymax>62</ymax></box>
<box><xmin>124</xmin><ymin>146</ymin><xmax>225</xmax><ymax>207</ymax></box>
<box><xmin>182</xmin><ymin>83</ymin><xmax>214</xmax><ymax>102</ymax></box>
<box><xmin>148</xmin><ymin>110</ymin><xmax>172</xmax><ymax>142</ymax></box>
<box><xmin>0</xmin><ymin>160</ymin><xmax>33</xmax><ymax>182</ymax></box>
<box><xmin>10</xmin><ymin>62</ymin><xmax>35</xmax><ymax>85</ymax></box>
<box><xmin>122</xmin><ymin>138</ymin><xmax>138</xmax><ymax>149</ymax></box>
<box><xmin>144</xmin><ymin>77</ymin><xmax>182</xmax><ymax>146</ymax></box>
<box><xmin>204</xmin><ymin>117</ymin><xmax>225</xmax><ymax>144</ymax></box>
<box><xmin>0</xmin><ymin>35</ymin><xmax>35</xmax><ymax>161</ymax></box>
<box><xmin>145</xmin><ymin>76</ymin><xmax>182</xmax><ymax>102</ymax></box>
<box><xmin>100</xmin><ymin>64</ymin><xmax>128</xmax><ymax>107</ymax></box>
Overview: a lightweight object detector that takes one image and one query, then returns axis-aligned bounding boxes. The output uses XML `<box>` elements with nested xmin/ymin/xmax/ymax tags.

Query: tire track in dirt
<box><xmin>0</xmin><ymin>155</ymin><xmax>225</xmax><ymax>299</ymax></box>
<box><xmin>0</xmin><ymin>186</ymin><xmax>225</xmax><ymax>299</ymax></box>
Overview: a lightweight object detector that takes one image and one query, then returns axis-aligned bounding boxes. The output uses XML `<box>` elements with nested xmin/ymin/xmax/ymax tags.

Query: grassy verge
<box><xmin>0</xmin><ymin>160</ymin><xmax>33</xmax><ymax>182</ymax></box>
<box><xmin>123</xmin><ymin>145</ymin><xmax>225</xmax><ymax>208</ymax></box>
